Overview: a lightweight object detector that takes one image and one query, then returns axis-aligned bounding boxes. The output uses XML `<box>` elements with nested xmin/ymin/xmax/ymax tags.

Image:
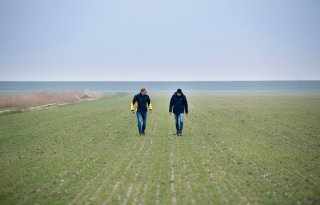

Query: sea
<box><xmin>0</xmin><ymin>81</ymin><xmax>320</xmax><ymax>93</ymax></box>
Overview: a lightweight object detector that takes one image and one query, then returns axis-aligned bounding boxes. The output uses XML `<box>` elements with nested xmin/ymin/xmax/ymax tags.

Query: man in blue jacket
<box><xmin>131</xmin><ymin>88</ymin><xmax>152</xmax><ymax>135</ymax></box>
<box><xmin>169</xmin><ymin>88</ymin><xmax>188</xmax><ymax>136</ymax></box>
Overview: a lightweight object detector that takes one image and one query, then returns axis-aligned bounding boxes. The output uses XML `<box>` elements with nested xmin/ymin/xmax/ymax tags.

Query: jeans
<box><xmin>174</xmin><ymin>113</ymin><xmax>184</xmax><ymax>133</ymax></box>
<box><xmin>136</xmin><ymin>111</ymin><xmax>147</xmax><ymax>133</ymax></box>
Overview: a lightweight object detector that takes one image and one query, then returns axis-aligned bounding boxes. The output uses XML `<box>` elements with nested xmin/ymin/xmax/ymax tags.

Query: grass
<box><xmin>0</xmin><ymin>93</ymin><xmax>319</xmax><ymax>204</ymax></box>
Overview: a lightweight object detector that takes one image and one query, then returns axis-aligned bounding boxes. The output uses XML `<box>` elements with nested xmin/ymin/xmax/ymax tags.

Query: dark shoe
<box><xmin>179</xmin><ymin>132</ymin><xmax>182</xmax><ymax>136</ymax></box>
<box><xmin>142</xmin><ymin>131</ymin><xmax>145</xmax><ymax>135</ymax></box>
<box><xmin>139</xmin><ymin>132</ymin><xmax>143</xmax><ymax>136</ymax></box>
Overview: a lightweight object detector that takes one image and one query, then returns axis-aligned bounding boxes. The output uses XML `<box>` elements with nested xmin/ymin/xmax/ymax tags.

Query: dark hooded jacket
<box><xmin>169</xmin><ymin>92</ymin><xmax>188</xmax><ymax>114</ymax></box>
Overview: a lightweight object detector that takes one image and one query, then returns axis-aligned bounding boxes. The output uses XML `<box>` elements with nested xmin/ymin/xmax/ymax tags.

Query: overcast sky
<box><xmin>0</xmin><ymin>0</ymin><xmax>319</xmax><ymax>81</ymax></box>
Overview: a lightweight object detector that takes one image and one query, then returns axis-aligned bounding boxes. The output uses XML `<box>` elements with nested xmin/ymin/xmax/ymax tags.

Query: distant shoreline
<box><xmin>0</xmin><ymin>91</ymin><xmax>108</xmax><ymax>112</ymax></box>
<box><xmin>0</xmin><ymin>80</ymin><xmax>319</xmax><ymax>81</ymax></box>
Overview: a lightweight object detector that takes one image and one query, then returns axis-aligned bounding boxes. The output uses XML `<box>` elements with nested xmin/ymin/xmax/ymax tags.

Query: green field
<box><xmin>0</xmin><ymin>93</ymin><xmax>320</xmax><ymax>204</ymax></box>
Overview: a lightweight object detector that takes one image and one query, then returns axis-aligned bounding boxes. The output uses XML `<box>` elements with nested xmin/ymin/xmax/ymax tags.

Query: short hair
<box><xmin>141</xmin><ymin>87</ymin><xmax>147</xmax><ymax>92</ymax></box>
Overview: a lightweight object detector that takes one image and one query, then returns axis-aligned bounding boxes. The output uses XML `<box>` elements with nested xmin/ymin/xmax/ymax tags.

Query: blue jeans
<box><xmin>174</xmin><ymin>113</ymin><xmax>184</xmax><ymax>133</ymax></box>
<box><xmin>136</xmin><ymin>112</ymin><xmax>147</xmax><ymax>133</ymax></box>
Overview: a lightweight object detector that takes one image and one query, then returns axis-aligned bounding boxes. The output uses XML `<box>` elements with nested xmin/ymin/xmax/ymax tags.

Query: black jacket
<box><xmin>132</xmin><ymin>93</ymin><xmax>151</xmax><ymax>113</ymax></box>
<box><xmin>169</xmin><ymin>92</ymin><xmax>188</xmax><ymax>114</ymax></box>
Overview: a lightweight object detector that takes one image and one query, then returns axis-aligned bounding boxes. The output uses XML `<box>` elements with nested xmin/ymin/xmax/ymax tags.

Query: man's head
<box><xmin>176</xmin><ymin>88</ymin><xmax>182</xmax><ymax>96</ymax></box>
<box><xmin>140</xmin><ymin>87</ymin><xmax>148</xmax><ymax>95</ymax></box>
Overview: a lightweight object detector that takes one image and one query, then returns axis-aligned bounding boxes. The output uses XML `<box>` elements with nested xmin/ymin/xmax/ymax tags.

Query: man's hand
<box><xmin>169</xmin><ymin>112</ymin><xmax>172</xmax><ymax>116</ymax></box>
<box><xmin>131</xmin><ymin>110</ymin><xmax>135</xmax><ymax>114</ymax></box>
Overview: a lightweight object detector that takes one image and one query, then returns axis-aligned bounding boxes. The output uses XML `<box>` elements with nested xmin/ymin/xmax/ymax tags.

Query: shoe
<box><xmin>139</xmin><ymin>132</ymin><xmax>143</xmax><ymax>136</ymax></box>
<box><xmin>142</xmin><ymin>131</ymin><xmax>145</xmax><ymax>135</ymax></box>
<box><xmin>179</xmin><ymin>132</ymin><xmax>182</xmax><ymax>136</ymax></box>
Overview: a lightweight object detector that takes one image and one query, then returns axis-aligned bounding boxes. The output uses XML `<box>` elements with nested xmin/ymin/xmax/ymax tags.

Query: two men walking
<box><xmin>131</xmin><ymin>88</ymin><xmax>188</xmax><ymax>136</ymax></box>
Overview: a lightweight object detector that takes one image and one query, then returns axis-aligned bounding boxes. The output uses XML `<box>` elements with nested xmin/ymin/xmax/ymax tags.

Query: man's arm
<box><xmin>169</xmin><ymin>95</ymin><xmax>174</xmax><ymax>113</ymax></box>
<box><xmin>184</xmin><ymin>96</ymin><xmax>188</xmax><ymax>114</ymax></box>
<box><xmin>131</xmin><ymin>95</ymin><xmax>137</xmax><ymax>112</ymax></box>
<box><xmin>147</xmin><ymin>96</ymin><xmax>152</xmax><ymax>110</ymax></box>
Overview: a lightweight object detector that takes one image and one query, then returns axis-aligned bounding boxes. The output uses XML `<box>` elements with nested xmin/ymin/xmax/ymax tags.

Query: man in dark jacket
<box><xmin>169</xmin><ymin>88</ymin><xmax>188</xmax><ymax>136</ymax></box>
<box><xmin>131</xmin><ymin>88</ymin><xmax>152</xmax><ymax>135</ymax></box>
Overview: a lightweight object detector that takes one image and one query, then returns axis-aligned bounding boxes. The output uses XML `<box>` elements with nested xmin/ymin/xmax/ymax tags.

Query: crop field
<box><xmin>0</xmin><ymin>93</ymin><xmax>319</xmax><ymax>204</ymax></box>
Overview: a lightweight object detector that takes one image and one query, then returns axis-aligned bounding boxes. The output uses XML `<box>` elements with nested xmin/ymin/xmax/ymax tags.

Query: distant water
<box><xmin>0</xmin><ymin>81</ymin><xmax>320</xmax><ymax>93</ymax></box>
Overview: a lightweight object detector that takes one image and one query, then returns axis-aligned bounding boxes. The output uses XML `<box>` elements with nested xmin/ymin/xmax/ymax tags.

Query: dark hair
<box><xmin>177</xmin><ymin>88</ymin><xmax>182</xmax><ymax>93</ymax></box>
<box><xmin>141</xmin><ymin>88</ymin><xmax>147</xmax><ymax>92</ymax></box>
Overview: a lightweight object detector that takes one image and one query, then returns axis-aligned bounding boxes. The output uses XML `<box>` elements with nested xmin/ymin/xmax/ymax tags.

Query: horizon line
<box><xmin>1</xmin><ymin>80</ymin><xmax>320</xmax><ymax>82</ymax></box>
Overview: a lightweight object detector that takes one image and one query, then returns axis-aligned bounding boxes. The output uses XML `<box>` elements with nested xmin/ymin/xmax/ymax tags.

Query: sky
<box><xmin>0</xmin><ymin>0</ymin><xmax>319</xmax><ymax>81</ymax></box>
